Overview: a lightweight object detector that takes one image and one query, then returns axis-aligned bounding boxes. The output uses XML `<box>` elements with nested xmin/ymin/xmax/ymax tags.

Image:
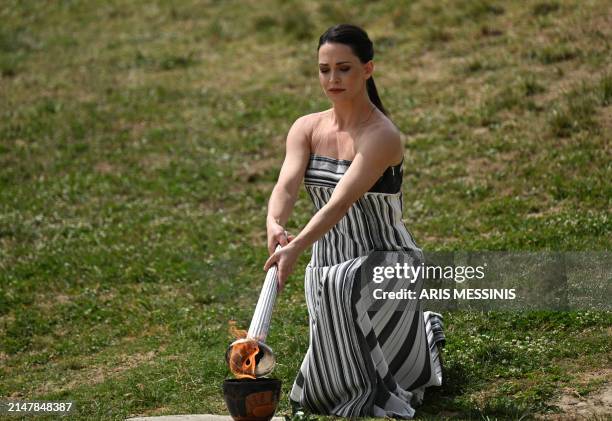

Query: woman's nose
<box><xmin>329</xmin><ymin>70</ymin><xmax>341</xmax><ymax>83</ymax></box>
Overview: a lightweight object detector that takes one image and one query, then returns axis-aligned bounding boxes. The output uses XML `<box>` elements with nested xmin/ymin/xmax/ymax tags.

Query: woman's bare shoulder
<box><xmin>293</xmin><ymin>110</ymin><xmax>329</xmax><ymax>133</ymax></box>
<box><xmin>290</xmin><ymin>110</ymin><xmax>332</xmax><ymax>150</ymax></box>
<box><xmin>360</xmin><ymin>115</ymin><xmax>404</xmax><ymax>163</ymax></box>
<box><xmin>374</xmin><ymin>110</ymin><xmax>402</xmax><ymax>137</ymax></box>
<box><xmin>303</xmin><ymin>109</ymin><xmax>331</xmax><ymax>128</ymax></box>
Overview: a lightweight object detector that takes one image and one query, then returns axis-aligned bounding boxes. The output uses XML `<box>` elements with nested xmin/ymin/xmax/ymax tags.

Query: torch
<box><xmin>225</xmin><ymin>244</ymin><xmax>282</xmax><ymax>378</ymax></box>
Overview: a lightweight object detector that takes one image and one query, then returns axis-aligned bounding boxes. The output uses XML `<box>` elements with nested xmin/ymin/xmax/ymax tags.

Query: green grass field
<box><xmin>1</xmin><ymin>0</ymin><xmax>610</xmax><ymax>420</ymax></box>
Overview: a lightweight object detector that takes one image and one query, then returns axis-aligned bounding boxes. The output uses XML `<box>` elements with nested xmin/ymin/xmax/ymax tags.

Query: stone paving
<box><xmin>126</xmin><ymin>415</ymin><xmax>284</xmax><ymax>421</ymax></box>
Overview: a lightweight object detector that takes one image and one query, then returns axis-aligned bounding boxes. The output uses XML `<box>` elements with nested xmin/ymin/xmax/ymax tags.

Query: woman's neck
<box><xmin>330</xmin><ymin>95</ymin><xmax>376</xmax><ymax>131</ymax></box>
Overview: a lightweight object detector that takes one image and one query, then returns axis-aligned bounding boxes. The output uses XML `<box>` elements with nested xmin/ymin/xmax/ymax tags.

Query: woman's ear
<box><xmin>364</xmin><ymin>60</ymin><xmax>374</xmax><ymax>80</ymax></box>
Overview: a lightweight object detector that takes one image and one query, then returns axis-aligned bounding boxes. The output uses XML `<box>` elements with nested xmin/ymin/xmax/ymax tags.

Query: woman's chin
<box><xmin>328</xmin><ymin>95</ymin><xmax>352</xmax><ymax>103</ymax></box>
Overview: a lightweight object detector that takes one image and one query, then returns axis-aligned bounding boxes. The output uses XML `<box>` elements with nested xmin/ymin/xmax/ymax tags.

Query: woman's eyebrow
<box><xmin>319</xmin><ymin>61</ymin><xmax>352</xmax><ymax>66</ymax></box>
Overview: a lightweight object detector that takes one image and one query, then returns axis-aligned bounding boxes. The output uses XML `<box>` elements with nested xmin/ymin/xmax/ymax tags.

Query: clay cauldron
<box><xmin>222</xmin><ymin>378</ymin><xmax>282</xmax><ymax>421</ymax></box>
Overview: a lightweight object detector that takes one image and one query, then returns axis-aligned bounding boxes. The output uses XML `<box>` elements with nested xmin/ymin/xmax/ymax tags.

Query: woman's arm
<box><xmin>264</xmin><ymin>126</ymin><xmax>403</xmax><ymax>290</ymax></box>
<box><xmin>266</xmin><ymin>115</ymin><xmax>312</xmax><ymax>254</ymax></box>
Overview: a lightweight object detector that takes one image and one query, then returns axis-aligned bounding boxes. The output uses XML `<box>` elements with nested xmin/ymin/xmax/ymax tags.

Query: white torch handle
<box><xmin>247</xmin><ymin>244</ymin><xmax>282</xmax><ymax>342</ymax></box>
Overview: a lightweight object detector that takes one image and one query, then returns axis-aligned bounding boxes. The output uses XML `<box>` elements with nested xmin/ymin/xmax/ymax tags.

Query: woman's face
<box><xmin>318</xmin><ymin>42</ymin><xmax>373</xmax><ymax>102</ymax></box>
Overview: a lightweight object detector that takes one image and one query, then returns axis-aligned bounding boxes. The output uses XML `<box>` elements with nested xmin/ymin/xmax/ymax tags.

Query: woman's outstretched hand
<box><xmin>263</xmin><ymin>242</ymin><xmax>300</xmax><ymax>293</ymax></box>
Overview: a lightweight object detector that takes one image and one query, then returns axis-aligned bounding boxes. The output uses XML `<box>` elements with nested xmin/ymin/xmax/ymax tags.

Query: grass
<box><xmin>0</xmin><ymin>0</ymin><xmax>611</xmax><ymax>420</ymax></box>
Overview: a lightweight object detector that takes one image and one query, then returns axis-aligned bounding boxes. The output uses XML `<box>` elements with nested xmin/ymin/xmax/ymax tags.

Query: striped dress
<box><xmin>289</xmin><ymin>154</ymin><xmax>446</xmax><ymax>419</ymax></box>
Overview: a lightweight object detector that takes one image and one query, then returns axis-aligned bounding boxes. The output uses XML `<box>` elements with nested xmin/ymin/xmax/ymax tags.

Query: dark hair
<box><xmin>317</xmin><ymin>24</ymin><xmax>388</xmax><ymax>117</ymax></box>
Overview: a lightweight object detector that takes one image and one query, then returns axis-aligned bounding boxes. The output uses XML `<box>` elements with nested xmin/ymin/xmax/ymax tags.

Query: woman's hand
<box><xmin>266</xmin><ymin>220</ymin><xmax>295</xmax><ymax>255</ymax></box>
<box><xmin>263</xmin><ymin>242</ymin><xmax>301</xmax><ymax>293</ymax></box>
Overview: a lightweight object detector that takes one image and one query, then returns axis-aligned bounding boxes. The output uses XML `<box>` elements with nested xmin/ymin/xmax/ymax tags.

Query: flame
<box><xmin>227</xmin><ymin>320</ymin><xmax>259</xmax><ymax>379</ymax></box>
<box><xmin>229</xmin><ymin>320</ymin><xmax>247</xmax><ymax>340</ymax></box>
<box><xmin>228</xmin><ymin>338</ymin><xmax>259</xmax><ymax>379</ymax></box>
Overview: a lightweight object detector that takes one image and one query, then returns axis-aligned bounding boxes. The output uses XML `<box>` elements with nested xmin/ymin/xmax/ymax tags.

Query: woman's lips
<box><xmin>329</xmin><ymin>89</ymin><xmax>345</xmax><ymax>93</ymax></box>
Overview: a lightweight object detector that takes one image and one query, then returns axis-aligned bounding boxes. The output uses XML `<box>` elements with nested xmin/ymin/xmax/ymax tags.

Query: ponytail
<box><xmin>366</xmin><ymin>76</ymin><xmax>388</xmax><ymax>117</ymax></box>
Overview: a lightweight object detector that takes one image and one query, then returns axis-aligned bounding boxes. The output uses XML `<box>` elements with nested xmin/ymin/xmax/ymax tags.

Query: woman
<box><xmin>263</xmin><ymin>24</ymin><xmax>445</xmax><ymax>419</ymax></box>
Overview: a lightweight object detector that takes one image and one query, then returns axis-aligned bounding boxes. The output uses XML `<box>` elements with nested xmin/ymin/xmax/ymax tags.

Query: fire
<box><xmin>229</xmin><ymin>320</ymin><xmax>247</xmax><ymax>340</ymax></box>
<box><xmin>227</xmin><ymin>320</ymin><xmax>259</xmax><ymax>379</ymax></box>
<box><xmin>228</xmin><ymin>338</ymin><xmax>260</xmax><ymax>379</ymax></box>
